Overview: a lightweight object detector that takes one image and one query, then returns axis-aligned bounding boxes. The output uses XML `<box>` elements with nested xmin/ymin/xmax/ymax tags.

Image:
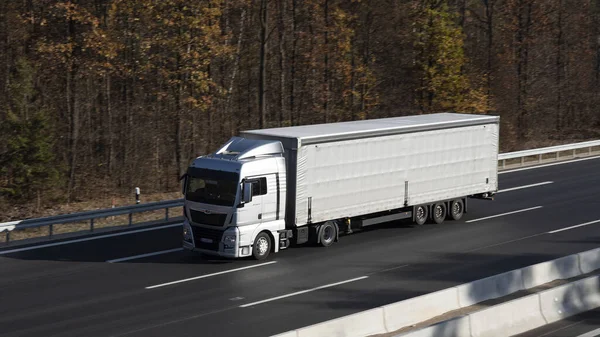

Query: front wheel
<box><xmin>252</xmin><ymin>232</ymin><xmax>271</xmax><ymax>260</ymax></box>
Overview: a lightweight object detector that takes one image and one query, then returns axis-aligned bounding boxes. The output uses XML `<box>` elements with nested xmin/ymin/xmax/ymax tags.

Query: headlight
<box><xmin>183</xmin><ymin>223</ymin><xmax>193</xmax><ymax>242</ymax></box>
<box><xmin>223</xmin><ymin>235</ymin><xmax>236</xmax><ymax>249</ymax></box>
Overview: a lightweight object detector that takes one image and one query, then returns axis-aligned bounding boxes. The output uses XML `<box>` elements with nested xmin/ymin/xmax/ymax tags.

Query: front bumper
<box><xmin>183</xmin><ymin>244</ymin><xmax>238</xmax><ymax>258</ymax></box>
<box><xmin>182</xmin><ymin>220</ymin><xmax>251</xmax><ymax>258</ymax></box>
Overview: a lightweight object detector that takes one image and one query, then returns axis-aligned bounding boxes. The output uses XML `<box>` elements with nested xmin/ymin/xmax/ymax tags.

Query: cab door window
<box><xmin>249</xmin><ymin>177</ymin><xmax>267</xmax><ymax>196</ymax></box>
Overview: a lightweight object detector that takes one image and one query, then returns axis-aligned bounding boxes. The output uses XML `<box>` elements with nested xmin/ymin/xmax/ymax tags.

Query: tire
<box><xmin>448</xmin><ymin>199</ymin><xmax>464</xmax><ymax>221</ymax></box>
<box><xmin>414</xmin><ymin>205</ymin><xmax>428</xmax><ymax>226</ymax></box>
<box><xmin>318</xmin><ymin>221</ymin><xmax>337</xmax><ymax>247</ymax></box>
<box><xmin>252</xmin><ymin>232</ymin><xmax>271</xmax><ymax>260</ymax></box>
<box><xmin>432</xmin><ymin>203</ymin><xmax>446</xmax><ymax>224</ymax></box>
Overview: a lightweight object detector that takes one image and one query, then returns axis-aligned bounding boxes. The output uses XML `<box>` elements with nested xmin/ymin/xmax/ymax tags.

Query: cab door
<box><xmin>237</xmin><ymin>176</ymin><xmax>266</xmax><ymax>226</ymax></box>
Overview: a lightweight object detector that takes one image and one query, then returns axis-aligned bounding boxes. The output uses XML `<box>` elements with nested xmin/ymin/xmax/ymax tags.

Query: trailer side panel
<box><xmin>293</xmin><ymin>123</ymin><xmax>498</xmax><ymax>226</ymax></box>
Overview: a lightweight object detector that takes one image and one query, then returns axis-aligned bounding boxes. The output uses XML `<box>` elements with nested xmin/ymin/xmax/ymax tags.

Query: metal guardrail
<box><xmin>1</xmin><ymin>139</ymin><xmax>599</xmax><ymax>244</ymax></box>
<box><xmin>498</xmin><ymin>140</ymin><xmax>600</xmax><ymax>170</ymax></box>
<box><xmin>0</xmin><ymin>199</ymin><xmax>184</xmax><ymax>243</ymax></box>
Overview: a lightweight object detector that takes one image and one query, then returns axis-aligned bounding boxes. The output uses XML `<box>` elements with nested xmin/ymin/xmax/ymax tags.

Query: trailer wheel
<box><xmin>449</xmin><ymin>199</ymin><xmax>464</xmax><ymax>221</ymax></box>
<box><xmin>432</xmin><ymin>203</ymin><xmax>446</xmax><ymax>224</ymax></box>
<box><xmin>414</xmin><ymin>205</ymin><xmax>428</xmax><ymax>226</ymax></box>
<box><xmin>252</xmin><ymin>232</ymin><xmax>271</xmax><ymax>260</ymax></box>
<box><xmin>318</xmin><ymin>221</ymin><xmax>337</xmax><ymax>247</ymax></box>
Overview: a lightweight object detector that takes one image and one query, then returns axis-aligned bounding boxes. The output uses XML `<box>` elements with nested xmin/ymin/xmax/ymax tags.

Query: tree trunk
<box><xmin>227</xmin><ymin>7</ymin><xmax>246</xmax><ymax>135</ymax></box>
<box><xmin>361</xmin><ymin>5</ymin><xmax>373</xmax><ymax>115</ymax></box>
<box><xmin>277</xmin><ymin>0</ymin><xmax>286</xmax><ymax>127</ymax></box>
<box><xmin>459</xmin><ymin>0</ymin><xmax>466</xmax><ymax>28</ymax></box>
<box><xmin>485</xmin><ymin>0</ymin><xmax>495</xmax><ymax>111</ymax></box>
<box><xmin>0</xmin><ymin>0</ymin><xmax>8</xmax><ymax>105</ymax></box>
<box><xmin>106</xmin><ymin>74</ymin><xmax>114</xmax><ymax>179</ymax></box>
<box><xmin>258</xmin><ymin>0</ymin><xmax>268</xmax><ymax>128</ymax></box>
<box><xmin>290</xmin><ymin>0</ymin><xmax>297</xmax><ymax>126</ymax></box>
<box><xmin>556</xmin><ymin>0</ymin><xmax>563</xmax><ymax>131</ymax></box>
<box><xmin>594</xmin><ymin>0</ymin><xmax>600</xmax><ymax>85</ymax></box>
<box><xmin>323</xmin><ymin>0</ymin><xmax>330</xmax><ymax>123</ymax></box>
<box><xmin>351</xmin><ymin>50</ymin><xmax>356</xmax><ymax>120</ymax></box>
<box><xmin>175</xmin><ymin>55</ymin><xmax>184</xmax><ymax>178</ymax></box>
<box><xmin>516</xmin><ymin>0</ymin><xmax>531</xmax><ymax>140</ymax></box>
<box><xmin>67</xmin><ymin>18</ymin><xmax>79</xmax><ymax>203</ymax></box>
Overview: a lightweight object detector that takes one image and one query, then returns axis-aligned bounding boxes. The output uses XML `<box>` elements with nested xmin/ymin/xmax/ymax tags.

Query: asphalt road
<box><xmin>2</xmin><ymin>157</ymin><xmax>600</xmax><ymax>337</ymax></box>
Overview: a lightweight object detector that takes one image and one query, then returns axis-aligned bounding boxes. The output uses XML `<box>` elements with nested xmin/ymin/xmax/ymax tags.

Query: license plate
<box><xmin>200</xmin><ymin>238</ymin><xmax>213</xmax><ymax>243</ymax></box>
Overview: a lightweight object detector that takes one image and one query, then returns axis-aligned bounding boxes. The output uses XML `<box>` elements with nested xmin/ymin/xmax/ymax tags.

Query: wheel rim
<box><xmin>453</xmin><ymin>202</ymin><xmax>462</xmax><ymax>216</ymax></box>
<box><xmin>435</xmin><ymin>205</ymin><xmax>444</xmax><ymax>218</ymax></box>
<box><xmin>323</xmin><ymin>225</ymin><xmax>334</xmax><ymax>243</ymax></box>
<box><xmin>257</xmin><ymin>237</ymin><xmax>268</xmax><ymax>255</ymax></box>
<box><xmin>417</xmin><ymin>207</ymin><xmax>425</xmax><ymax>221</ymax></box>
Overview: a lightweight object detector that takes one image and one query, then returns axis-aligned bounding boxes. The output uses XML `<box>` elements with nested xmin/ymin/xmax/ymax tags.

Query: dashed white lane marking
<box><xmin>107</xmin><ymin>248</ymin><xmax>184</xmax><ymax>263</ymax></box>
<box><xmin>145</xmin><ymin>261</ymin><xmax>277</xmax><ymax>289</ymax></box>
<box><xmin>465</xmin><ymin>206</ymin><xmax>543</xmax><ymax>223</ymax></box>
<box><xmin>548</xmin><ymin>219</ymin><xmax>600</xmax><ymax>234</ymax></box>
<box><xmin>497</xmin><ymin>181</ymin><xmax>553</xmax><ymax>193</ymax></box>
<box><xmin>239</xmin><ymin>276</ymin><xmax>369</xmax><ymax>308</ymax></box>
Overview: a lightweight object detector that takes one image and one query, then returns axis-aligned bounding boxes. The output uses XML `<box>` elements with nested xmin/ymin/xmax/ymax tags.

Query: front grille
<box><xmin>189</xmin><ymin>210</ymin><xmax>227</xmax><ymax>227</ymax></box>
<box><xmin>192</xmin><ymin>226</ymin><xmax>223</xmax><ymax>251</ymax></box>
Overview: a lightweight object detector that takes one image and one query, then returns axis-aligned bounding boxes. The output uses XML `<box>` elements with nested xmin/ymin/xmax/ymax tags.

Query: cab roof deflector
<box><xmin>215</xmin><ymin>137</ymin><xmax>284</xmax><ymax>160</ymax></box>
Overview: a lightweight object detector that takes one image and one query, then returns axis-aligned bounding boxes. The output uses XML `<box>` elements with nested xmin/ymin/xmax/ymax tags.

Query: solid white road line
<box><xmin>239</xmin><ymin>276</ymin><xmax>369</xmax><ymax>308</ymax></box>
<box><xmin>0</xmin><ymin>223</ymin><xmax>183</xmax><ymax>255</ymax></box>
<box><xmin>107</xmin><ymin>248</ymin><xmax>184</xmax><ymax>263</ymax></box>
<box><xmin>145</xmin><ymin>261</ymin><xmax>278</xmax><ymax>289</ymax></box>
<box><xmin>499</xmin><ymin>155</ymin><xmax>600</xmax><ymax>174</ymax></box>
<box><xmin>465</xmin><ymin>206</ymin><xmax>543</xmax><ymax>223</ymax></box>
<box><xmin>576</xmin><ymin>327</ymin><xmax>600</xmax><ymax>337</ymax></box>
<box><xmin>548</xmin><ymin>219</ymin><xmax>600</xmax><ymax>234</ymax></box>
<box><xmin>497</xmin><ymin>181</ymin><xmax>554</xmax><ymax>193</ymax></box>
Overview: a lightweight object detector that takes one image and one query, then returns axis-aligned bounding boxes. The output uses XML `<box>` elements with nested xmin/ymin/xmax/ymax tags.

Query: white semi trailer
<box><xmin>181</xmin><ymin>112</ymin><xmax>499</xmax><ymax>260</ymax></box>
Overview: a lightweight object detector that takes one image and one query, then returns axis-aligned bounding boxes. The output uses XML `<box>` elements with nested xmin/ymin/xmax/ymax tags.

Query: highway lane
<box><xmin>515</xmin><ymin>308</ymin><xmax>600</xmax><ymax>337</ymax></box>
<box><xmin>1</xmin><ymin>157</ymin><xmax>599</xmax><ymax>337</ymax></box>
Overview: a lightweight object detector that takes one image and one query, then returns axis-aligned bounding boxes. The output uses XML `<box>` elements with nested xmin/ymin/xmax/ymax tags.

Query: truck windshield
<box><xmin>185</xmin><ymin>168</ymin><xmax>239</xmax><ymax>206</ymax></box>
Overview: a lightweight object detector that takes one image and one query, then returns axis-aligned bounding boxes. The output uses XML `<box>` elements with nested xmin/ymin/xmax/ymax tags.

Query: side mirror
<box><xmin>243</xmin><ymin>182</ymin><xmax>253</xmax><ymax>203</ymax></box>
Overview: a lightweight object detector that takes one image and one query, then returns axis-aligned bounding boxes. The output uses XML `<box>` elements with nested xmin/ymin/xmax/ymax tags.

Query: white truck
<box><xmin>181</xmin><ymin>112</ymin><xmax>499</xmax><ymax>260</ymax></box>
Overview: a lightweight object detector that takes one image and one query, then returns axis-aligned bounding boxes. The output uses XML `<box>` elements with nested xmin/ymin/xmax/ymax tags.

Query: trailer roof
<box><xmin>240</xmin><ymin>112</ymin><xmax>499</xmax><ymax>147</ymax></box>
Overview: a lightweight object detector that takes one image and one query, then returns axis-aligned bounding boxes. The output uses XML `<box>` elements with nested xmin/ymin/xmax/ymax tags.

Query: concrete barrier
<box><xmin>457</xmin><ymin>269</ymin><xmax>524</xmax><ymax>308</ymax></box>
<box><xmin>521</xmin><ymin>254</ymin><xmax>581</xmax><ymax>289</ymax></box>
<box><xmin>296</xmin><ymin>308</ymin><xmax>386</xmax><ymax>337</ymax></box>
<box><xmin>382</xmin><ymin>287</ymin><xmax>459</xmax><ymax>332</ymax></box>
<box><xmin>395</xmin><ymin>316</ymin><xmax>471</xmax><ymax>337</ymax></box>
<box><xmin>468</xmin><ymin>295</ymin><xmax>546</xmax><ymax>337</ymax></box>
<box><xmin>271</xmin><ymin>246</ymin><xmax>600</xmax><ymax>337</ymax></box>
<box><xmin>578</xmin><ymin>248</ymin><xmax>600</xmax><ymax>274</ymax></box>
<box><xmin>539</xmin><ymin>275</ymin><xmax>600</xmax><ymax>323</ymax></box>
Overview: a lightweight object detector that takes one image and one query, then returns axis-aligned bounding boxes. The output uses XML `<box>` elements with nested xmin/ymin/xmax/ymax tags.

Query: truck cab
<box><xmin>181</xmin><ymin>137</ymin><xmax>289</xmax><ymax>260</ymax></box>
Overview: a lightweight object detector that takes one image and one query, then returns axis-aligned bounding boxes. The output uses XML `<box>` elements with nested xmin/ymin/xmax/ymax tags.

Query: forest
<box><xmin>1</xmin><ymin>0</ymin><xmax>599</xmax><ymax>214</ymax></box>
